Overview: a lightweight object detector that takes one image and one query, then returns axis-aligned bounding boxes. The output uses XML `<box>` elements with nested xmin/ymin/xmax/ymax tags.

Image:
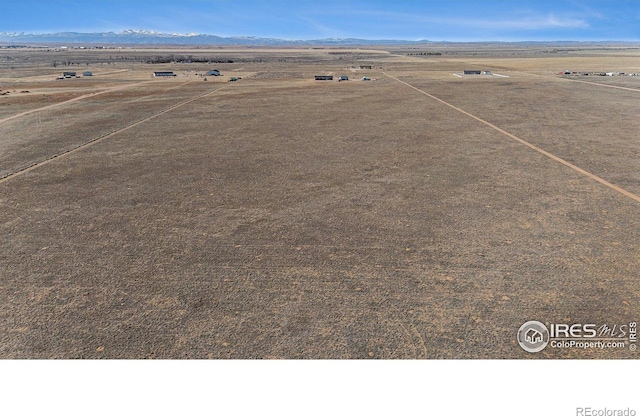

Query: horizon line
<box><xmin>0</xmin><ymin>29</ymin><xmax>639</xmax><ymax>44</ymax></box>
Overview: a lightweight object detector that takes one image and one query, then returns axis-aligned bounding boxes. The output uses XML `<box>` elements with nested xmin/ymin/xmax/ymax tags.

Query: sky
<box><xmin>2</xmin><ymin>0</ymin><xmax>639</xmax><ymax>41</ymax></box>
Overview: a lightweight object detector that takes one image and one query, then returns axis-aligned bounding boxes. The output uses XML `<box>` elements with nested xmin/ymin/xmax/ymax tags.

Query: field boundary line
<box><xmin>0</xmin><ymin>81</ymin><xmax>156</xmax><ymax>125</ymax></box>
<box><xmin>559</xmin><ymin>77</ymin><xmax>640</xmax><ymax>92</ymax></box>
<box><xmin>0</xmin><ymin>83</ymin><xmax>233</xmax><ymax>184</ymax></box>
<box><xmin>384</xmin><ymin>72</ymin><xmax>640</xmax><ymax>205</ymax></box>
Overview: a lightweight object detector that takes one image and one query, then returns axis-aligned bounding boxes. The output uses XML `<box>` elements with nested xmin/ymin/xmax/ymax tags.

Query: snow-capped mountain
<box><xmin>0</xmin><ymin>30</ymin><xmax>429</xmax><ymax>45</ymax></box>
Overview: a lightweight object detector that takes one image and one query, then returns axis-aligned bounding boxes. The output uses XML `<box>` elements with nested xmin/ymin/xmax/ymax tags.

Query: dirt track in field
<box><xmin>0</xmin><ymin>81</ymin><xmax>154</xmax><ymax>125</ymax></box>
<box><xmin>0</xmin><ymin>83</ymin><xmax>232</xmax><ymax>182</ymax></box>
<box><xmin>384</xmin><ymin>72</ymin><xmax>640</xmax><ymax>205</ymax></box>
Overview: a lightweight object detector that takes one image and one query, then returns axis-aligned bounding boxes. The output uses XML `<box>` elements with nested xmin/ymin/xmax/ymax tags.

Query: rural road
<box><xmin>384</xmin><ymin>71</ymin><xmax>640</xmax><ymax>205</ymax></box>
<box><xmin>0</xmin><ymin>81</ymin><xmax>235</xmax><ymax>183</ymax></box>
<box><xmin>0</xmin><ymin>80</ymin><xmax>154</xmax><ymax>125</ymax></box>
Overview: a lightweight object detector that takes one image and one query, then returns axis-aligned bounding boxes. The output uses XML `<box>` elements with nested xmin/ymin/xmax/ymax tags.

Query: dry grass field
<box><xmin>1</xmin><ymin>45</ymin><xmax>639</xmax><ymax>358</ymax></box>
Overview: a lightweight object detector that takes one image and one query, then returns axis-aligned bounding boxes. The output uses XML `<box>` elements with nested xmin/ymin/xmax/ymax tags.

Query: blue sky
<box><xmin>3</xmin><ymin>0</ymin><xmax>639</xmax><ymax>41</ymax></box>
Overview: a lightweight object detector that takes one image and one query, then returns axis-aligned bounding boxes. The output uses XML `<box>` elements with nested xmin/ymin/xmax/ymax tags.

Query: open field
<box><xmin>1</xmin><ymin>45</ymin><xmax>639</xmax><ymax>358</ymax></box>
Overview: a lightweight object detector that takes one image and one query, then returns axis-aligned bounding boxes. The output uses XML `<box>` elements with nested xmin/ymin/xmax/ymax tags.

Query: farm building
<box><xmin>463</xmin><ymin>70</ymin><xmax>481</xmax><ymax>75</ymax></box>
<box><xmin>83</xmin><ymin>71</ymin><xmax>93</xmax><ymax>76</ymax></box>
<box><xmin>153</xmin><ymin>71</ymin><xmax>176</xmax><ymax>77</ymax></box>
<box><xmin>314</xmin><ymin>75</ymin><xmax>333</xmax><ymax>81</ymax></box>
<box><xmin>206</xmin><ymin>70</ymin><xmax>221</xmax><ymax>76</ymax></box>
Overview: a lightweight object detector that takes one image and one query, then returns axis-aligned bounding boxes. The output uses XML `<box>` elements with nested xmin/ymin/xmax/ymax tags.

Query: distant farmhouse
<box><xmin>454</xmin><ymin>69</ymin><xmax>507</xmax><ymax>78</ymax></box>
<box><xmin>314</xmin><ymin>75</ymin><xmax>333</xmax><ymax>81</ymax></box>
<box><xmin>153</xmin><ymin>71</ymin><xmax>176</xmax><ymax>77</ymax></box>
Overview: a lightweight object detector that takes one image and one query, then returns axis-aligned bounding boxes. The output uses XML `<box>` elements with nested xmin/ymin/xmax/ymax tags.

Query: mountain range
<box><xmin>0</xmin><ymin>29</ymin><xmax>430</xmax><ymax>46</ymax></box>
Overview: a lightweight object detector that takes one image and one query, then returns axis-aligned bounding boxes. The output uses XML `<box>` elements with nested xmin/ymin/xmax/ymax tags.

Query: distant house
<box><xmin>463</xmin><ymin>70</ymin><xmax>481</xmax><ymax>75</ymax></box>
<box><xmin>83</xmin><ymin>71</ymin><xmax>93</xmax><ymax>77</ymax></box>
<box><xmin>153</xmin><ymin>71</ymin><xmax>176</xmax><ymax>77</ymax></box>
<box><xmin>314</xmin><ymin>75</ymin><xmax>333</xmax><ymax>81</ymax></box>
<box><xmin>206</xmin><ymin>70</ymin><xmax>221</xmax><ymax>76</ymax></box>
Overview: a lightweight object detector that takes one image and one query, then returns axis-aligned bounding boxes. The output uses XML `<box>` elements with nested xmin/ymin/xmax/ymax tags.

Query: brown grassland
<box><xmin>1</xmin><ymin>45</ymin><xmax>639</xmax><ymax>358</ymax></box>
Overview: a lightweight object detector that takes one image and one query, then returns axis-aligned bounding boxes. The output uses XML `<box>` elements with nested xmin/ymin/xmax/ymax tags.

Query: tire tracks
<box><xmin>384</xmin><ymin>72</ymin><xmax>640</xmax><ymax>205</ymax></box>
<box><xmin>0</xmin><ymin>83</ymin><xmax>234</xmax><ymax>184</ymax></box>
<box><xmin>559</xmin><ymin>77</ymin><xmax>640</xmax><ymax>92</ymax></box>
<box><xmin>0</xmin><ymin>81</ymin><xmax>154</xmax><ymax>125</ymax></box>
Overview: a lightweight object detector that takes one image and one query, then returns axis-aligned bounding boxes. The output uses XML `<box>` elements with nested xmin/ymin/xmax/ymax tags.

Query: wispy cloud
<box><xmin>467</xmin><ymin>14</ymin><xmax>589</xmax><ymax>30</ymax></box>
<box><xmin>296</xmin><ymin>15</ymin><xmax>348</xmax><ymax>38</ymax></box>
<box><xmin>354</xmin><ymin>10</ymin><xmax>589</xmax><ymax>31</ymax></box>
